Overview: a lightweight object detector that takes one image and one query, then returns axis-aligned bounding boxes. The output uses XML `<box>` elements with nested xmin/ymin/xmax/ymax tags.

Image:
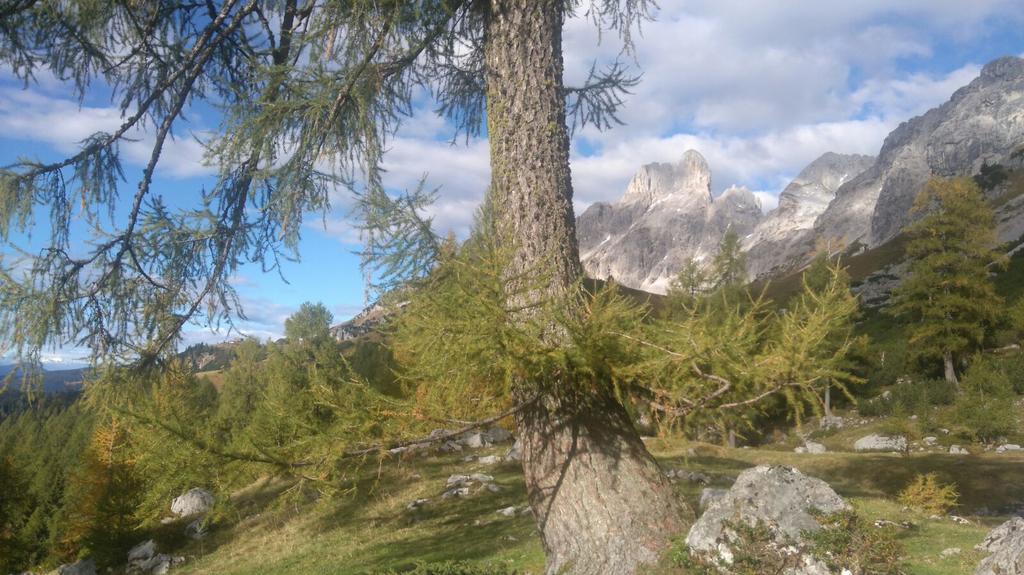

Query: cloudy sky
<box><xmin>2</xmin><ymin>1</ymin><xmax>1023</xmax><ymax>364</ymax></box>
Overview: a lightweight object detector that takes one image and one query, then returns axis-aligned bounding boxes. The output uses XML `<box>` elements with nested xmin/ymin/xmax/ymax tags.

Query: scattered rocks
<box><xmin>975</xmin><ymin>517</ymin><xmax>1024</xmax><ymax>574</ymax></box>
<box><xmin>685</xmin><ymin>465</ymin><xmax>848</xmax><ymax>574</ymax></box>
<box><xmin>819</xmin><ymin>415</ymin><xmax>844</xmax><ymax>430</ymax></box>
<box><xmin>442</xmin><ymin>472</ymin><xmax>501</xmax><ymax>498</ymax></box>
<box><xmin>996</xmin><ymin>444</ymin><xmax>1023</xmax><ymax>454</ymax></box>
<box><xmin>853</xmin><ymin>434</ymin><xmax>907</xmax><ymax>453</ymax></box>
<box><xmin>950</xmin><ymin>445</ymin><xmax>970</xmax><ymax>455</ymax></box>
<box><xmin>665</xmin><ymin>469</ymin><xmax>712</xmax><ymax>484</ymax></box>
<box><xmin>170</xmin><ymin>488</ymin><xmax>214</xmax><ymax>518</ymax></box>
<box><xmin>126</xmin><ymin>540</ymin><xmax>184</xmax><ymax>575</ymax></box>
<box><xmin>874</xmin><ymin>519</ymin><xmax>915</xmax><ymax>529</ymax></box>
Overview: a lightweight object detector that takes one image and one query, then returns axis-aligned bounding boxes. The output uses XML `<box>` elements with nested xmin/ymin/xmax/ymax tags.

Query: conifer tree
<box><xmin>890</xmin><ymin>177</ymin><xmax>1006</xmax><ymax>385</ymax></box>
<box><xmin>712</xmin><ymin>228</ymin><xmax>748</xmax><ymax>290</ymax></box>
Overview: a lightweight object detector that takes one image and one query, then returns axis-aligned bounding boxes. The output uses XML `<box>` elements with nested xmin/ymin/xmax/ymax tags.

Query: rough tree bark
<box><xmin>483</xmin><ymin>2</ymin><xmax>690</xmax><ymax>573</ymax></box>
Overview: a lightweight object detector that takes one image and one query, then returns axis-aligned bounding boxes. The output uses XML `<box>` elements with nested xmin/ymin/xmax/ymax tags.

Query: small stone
<box><xmin>686</xmin><ymin>471</ymin><xmax>711</xmax><ymax>485</ymax></box>
<box><xmin>170</xmin><ymin>487</ymin><xmax>214</xmax><ymax>518</ymax></box>
<box><xmin>940</xmin><ymin>547</ymin><xmax>961</xmax><ymax>558</ymax></box>
<box><xmin>950</xmin><ymin>515</ymin><xmax>971</xmax><ymax>525</ymax></box>
<box><xmin>794</xmin><ymin>446</ymin><xmax>808</xmax><ymax>454</ymax></box>
<box><xmin>442</xmin><ymin>486</ymin><xmax>470</xmax><ymax>499</ymax></box>
<box><xmin>496</xmin><ymin>506</ymin><xmax>518</xmax><ymax>517</ymax></box>
<box><xmin>477</xmin><ymin>455</ymin><xmax>502</xmax><ymax>465</ymax></box>
<box><xmin>504</xmin><ymin>440</ymin><xmax>522</xmax><ymax>462</ymax></box>
<box><xmin>484</xmin><ymin>426</ymin><xmax>513</xmax><ymax>444</ymax></box>
<box><xmin>485</xmin><ymin>483</ymin><xmax>503</xmax><ymax>493</ymax></box>
<box><xmin>461</xmin><ymin>432</ymin><xmax>490</xmax><ymax>449</ymax></box>
<box><xmin>406</xmin><ymin>498</ymin><xmax>430</xmax><ymax>511</ymax></box>
<box><xmin>446</xmin><ymin>474</ymin><xmax>471</xmax><ymax>487</ymax></box>
<box><xmin>804</xmin><ymin>441</ymin><xmax>827</xmax><ymax>454</ymax></box>
<box><xmin>950</xmin><ymin>445</ymin><xmax>969</xmax><ymax>455</ymax></box>
<box><xmin>853</xmin><ymin>434</ymin><xmax>906</xmax><ymax>452</ymax></box>
<box><xmin>820</xmin><ymin>415</ymin><xmax>844</xmax><ymax>430</ymax></box>
<box><xmin>923</xmin><ymin>436</ymin><xmax>938</xmax><ymax>446</ymax></box>
<box><xmin>996</xmin><ymin>444</ymin><xmax>1022</xmax><ymax>453</ymax></box>
<box><xmin>185</xmin><ymin>518</ymin><xmax>207</xmax><ymax>540</ymax></box>
<box><xmin>438</xmin><ymin>440</ymin><xmax>463</xmax><ymax>453</ymax></box>
<box><xmin>469</xmin><ymin>473</ymin><xmax>494</xmax><ymax>483</ymax></box>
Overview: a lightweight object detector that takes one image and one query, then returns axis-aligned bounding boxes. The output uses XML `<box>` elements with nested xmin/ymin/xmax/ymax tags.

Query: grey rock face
<box><xmin>744</xmin><ymin>153</ymin><xmax>874</xmax><ymax>279</ymax></box>
<box><xmin>170</xmin><ymin>488</ymin><xmax>214</xmax><ymax>518</ymax></box>
<box><xmin>812</xmin><ymin>57</ymin><xmax>1024</xmax><ymax>252</ymax></box>
<box><xmin>685</xmin><ymin>465</ymin><xmax>848</xmax><ymax>574</ymax></box>
<box><xmin>853</xmin><ymin>434</ymin><xmax>907</xmax><ymax>452</ymax></box>
<box><xmin>975</xmin><ymin>517</ymin><xmax>1024</xmax><ymax>574</ymax></box>
<box><xmin>577</xmin><ymin>149</ymin><xmax>763</xmax><ymax>293</ymax></box>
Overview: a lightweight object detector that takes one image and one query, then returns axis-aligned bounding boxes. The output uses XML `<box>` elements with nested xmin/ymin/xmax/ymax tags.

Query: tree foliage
<box><xmin>890</xmin><ymin>177</ymin><xmax>1006</xmax><ymax>380</ymax></box>
<box><xmin>0</xmin><ymin>0</ymin><xmax>649</xmax><ymax>369</ymax></box>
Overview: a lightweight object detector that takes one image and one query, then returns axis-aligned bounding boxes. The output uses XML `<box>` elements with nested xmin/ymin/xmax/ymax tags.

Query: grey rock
<box><xmin>744</xmin><ymin>152</ymin><xmax>875</xmax><ymax>279</ymax></box>
<box><xmin>923</xmin><ymin>436</ymin><xmax>938</xmax><ymax>446</ymax></box>
<box><xmin>49</xmin><ymin>560</ymin><xmax>96</xmax><ymax>575</ymax></box>
<box><xmin>477</xmin><ymin>455</ymin><xmax>502</xmax><ymax>465</ymax></box>
<box><xmin>794</xmin><ymin>446</ymin><xmax>808</xmax><ymax>454</ymax></box>
<box><xmin>460</xmin><ymin>432</ymin><xmax>490</xmax><ymax>449</ymax></box>
<box><xmin>950</xmin><ymin>445</ymin><xmax>969</xmax><ymax>455</ymax></box>
<box><xmin>406</xmin><ymin>498</ymin><xmax>430</xmax><ymax>511</ymax></box>
<box><xmin>484</xmin><ymin>426</ymin><xmax>513</xmax><ymax>444</ymax></box>
<box><xmin>804</xmin><ymin>441</ymin><xmax>827</xmax><ymax>454</ymax></box>
<box><xmin>975</xmin><ymin>517</ymin><xmax>1024</xmax><ymax>574</ymax></box>
<box><xmin>438</xmin><ymin>440</ymin><xmax>463</xmax><ymax>453</ymax></box>
<box><xmin>496</xmin><ymin>506</ymin><xmax>518</xmax><ymax>517</ymax></box>
<box><xmin>446</xmin><ymin>474</ymin><xmax>471</xmax><ymax>487</ymax></box>
<box><xmin>469</xmin><ymin>473</ymin><xmax>494</xmax><ymax>483</ymax></box>
<box><xmin>577</xmin><ymin>149</ymin><xmax>763</xmax><ymax>293</ymax></box>
<box><xmin>698</xmin><ymin>488</ymin><xmax>728</xmax><ymax>511</ymax></box>
<box><xmin>170</xmin><ymin>488</ymin><xmax>214</xmax><ymax>518</ymax></box>
<box><xmin>442</xmin><ymin>486</ymin><xmax>470</xmax><ymax>499</ymax></box>
<box><xmin>685</xmin><ymin>465</ymin><xmax>849</xmax><ymax>573</ymax></box>
<box><xmin>941</xmin><ymin>547</ymin><xmax>962</xmax><ymax>558</ymax></box>
<box><xmin>127</xmin><ymin>540</ymin><xmax>157</xmax><ymax>564</ymax></box>
<box><xmin>996</xmin><ymin>444</ymin><xmax>1023</xmax><ymax>453</ymax></box>
<box><xmin>854</xmin><ymin>434</ymin><xmax>907</xmax><ymax>452</ymax></box>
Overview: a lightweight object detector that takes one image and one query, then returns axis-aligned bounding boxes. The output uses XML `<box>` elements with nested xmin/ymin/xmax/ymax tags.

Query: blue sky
<box><xmin>2</xmin><ymin>1</ymin><xmax>1024</xmax><ymax>365</ymax></box>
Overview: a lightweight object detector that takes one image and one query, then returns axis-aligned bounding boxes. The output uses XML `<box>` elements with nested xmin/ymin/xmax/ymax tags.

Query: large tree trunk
<box><xmin>483</xmin><ymin>2</ymin><xmax>690</xmax><ymax>573</ymax></box>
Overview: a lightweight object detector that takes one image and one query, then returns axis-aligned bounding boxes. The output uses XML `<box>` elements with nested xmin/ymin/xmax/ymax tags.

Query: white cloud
<box><xmin>0</xmin><ymin>85</ymin><xmax>214</xmax><ymax>179</ymax></box>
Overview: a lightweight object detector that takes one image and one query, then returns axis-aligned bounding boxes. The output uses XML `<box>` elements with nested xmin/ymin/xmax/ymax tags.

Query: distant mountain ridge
<box><xmin>576</xmin><ymin>56</ymin><xmax>1024</xmax><ymax>292</ymax></box>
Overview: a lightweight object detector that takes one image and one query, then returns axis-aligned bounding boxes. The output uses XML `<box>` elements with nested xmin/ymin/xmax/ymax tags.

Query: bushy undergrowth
<box><xmin>897</xmin><ymin>473</ymin><xmax>959</xmax><ymax>516</ymax></box>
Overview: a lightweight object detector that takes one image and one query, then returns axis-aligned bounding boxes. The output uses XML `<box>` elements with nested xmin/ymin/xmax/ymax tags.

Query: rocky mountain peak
<box><xmin>576</xmin><ymin>149</ymin><xmax>762</xmax><ymax>293</ymax></box>
<box><xmin>621</xmin><ymin>149</ymin><xmax>712</xmax><ymax>208</ymax></box>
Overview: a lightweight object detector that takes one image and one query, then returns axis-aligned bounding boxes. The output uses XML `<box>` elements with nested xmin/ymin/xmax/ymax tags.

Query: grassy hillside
<box><xmin>160</xmin><ymin>433</ymin><xmax>1023</xmax><ymax>575</ymax></box>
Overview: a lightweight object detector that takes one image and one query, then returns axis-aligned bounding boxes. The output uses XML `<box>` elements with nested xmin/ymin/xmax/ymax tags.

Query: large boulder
<box><xmin>686</xmin><ymin>465</ymin><xmax>849</xmax><ymax>574</ymax></box>
<box><xmin>853</xmin><ymin>434</ymin><xmax>906</xmax><ymax>452</ymax></box>
<box><xmin>976</xmin><ymin>517</ymin><xmax>1024</xmax><ymax>574</ymax></box>
<box><xmin>170</xmin><ymin>487</ymin><xmax>214</xmax><ymax>518</ymax></box>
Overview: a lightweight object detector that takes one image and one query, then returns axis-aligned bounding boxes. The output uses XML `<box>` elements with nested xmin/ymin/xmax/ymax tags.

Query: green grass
<box><xmin>161</xmin><ymin>438</ymin><xmax>1024</xmax><ymax>575</ymax></box>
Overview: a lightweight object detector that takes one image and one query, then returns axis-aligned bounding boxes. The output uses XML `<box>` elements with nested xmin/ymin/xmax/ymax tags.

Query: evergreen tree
<box><xmin>712</xmin><ymin>228</ymin><xmax>748</xmax><ymax>290</ymax></box>
<box><xmin>216</xmin><ymin>338</ymin><xmax>267</xmax><ymax>438</ymax></box>
<box><xmin>665</xmin><ymin>257</ymin><xmax>708</xmax><ymax>311</ymax></box>
<box><xmin>0</xmin><ymin>455</ymin><xmax>30</xmax><ymax>573</ymax></box>
<box><xmin>890</xmin><ymin>177</ymin><xmax>1006</xmax><ymax>385</ymax></box>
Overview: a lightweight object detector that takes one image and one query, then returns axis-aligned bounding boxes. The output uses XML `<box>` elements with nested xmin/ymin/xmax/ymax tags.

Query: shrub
<box><xmin>954</xmin><ymin>358</ymin><xmax>1020</xmax><ymax>442</ymax></box>
<box><xmin>806</xmin><ymin>510</ymin><xmax>905</xmax><ymax>575</ymax></box>
<box><xmin>898</xmin><ymin>473</ymin><xmax>959</xmax><ymax>515</ymax></box>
